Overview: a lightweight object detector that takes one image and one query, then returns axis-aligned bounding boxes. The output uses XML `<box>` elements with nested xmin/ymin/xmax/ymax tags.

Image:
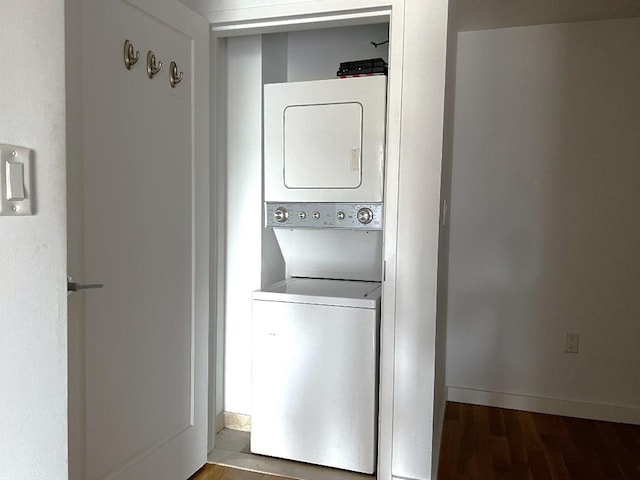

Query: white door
<box><xmin>284</xmin><ymin>102</ymin><xmax>363</xmax><ymax>189</ymax></box>
<box><xmin>78</xmin><ymin>1</ymin><xmax>209</xmax><ymax>479</ymax></box>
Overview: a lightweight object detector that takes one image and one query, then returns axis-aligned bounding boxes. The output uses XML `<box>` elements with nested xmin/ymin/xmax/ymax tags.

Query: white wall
<box><xmin>447</xmin><ymin>18</ymin><xmax>640</xmax><ymax>422</ymax></box>
<box><xmin>260</xmin><ymin>33</ymin><xmax>287</xmax><ymax>289</ymax></box>
<box><xmin>286</xmin><ymin>24</ymin><xmax>389</xmax><ymax>82</ymax></box>
<box><xmin>432</xmin><ymin>0</ymin><xmax>458</xmax><ymax>477</ymax></box>
<box><xmin>0</xmin><ymin>0</ymin><xmax>68</xmax><ymax>478</ymax></box>
<box><xmin>456</xmin><ymin>0</ymin><xmax>640</xmax><ymax>32</ymax></box>
<box><xmin>224</xmin><ymin>35</ymin><xmax>264</xmax><ymax>415</ymax></box>
<box><xmin>212</xmin><ymin>34</ymin><xmax>228</xmax><ymax>439</ymax></box>
<box><xmin>223</xmin><ymin>33</ymin><xmax>290</xmax><ymax>417</ymax></box>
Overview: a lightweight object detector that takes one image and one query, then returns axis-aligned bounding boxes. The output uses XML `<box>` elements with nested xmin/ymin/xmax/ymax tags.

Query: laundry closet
<box><xmin>213</xmin><ymin>22</ymin><xmax>391</xmax><ymax>475</ymax></box>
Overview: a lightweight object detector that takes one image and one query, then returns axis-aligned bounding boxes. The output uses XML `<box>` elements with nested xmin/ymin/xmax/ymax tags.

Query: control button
<box><xmin>312</xmin><ymin>211</ymin><xmax>320</xmax><ymax>219</ymax></box>
<box><xmin>298</xmin><ymin>211</ymin><xmax>306</xmax><ymax>219</ymax></box>
<box><xmin>357</xmin><ymin>207</ymin><xmax>373</xmax><ymax>225</ymax></box>
<box><xmin>336</xmin><ymin>211</ymin><xmax>345</xmax><ymax>220</ymax></box>
<box><xmin>273</xmin><ymin>207</ymin><xmax>288</xmax><ymax>223</ymax></box>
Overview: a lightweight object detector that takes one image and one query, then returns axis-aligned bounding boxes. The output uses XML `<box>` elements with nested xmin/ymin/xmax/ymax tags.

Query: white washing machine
<box><xmin>251</xmin><ymin>278</ymin><xmax>381</xmax><ymax>474</ymax></box>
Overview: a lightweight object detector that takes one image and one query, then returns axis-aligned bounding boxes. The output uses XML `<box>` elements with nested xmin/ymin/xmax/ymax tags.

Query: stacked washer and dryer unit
<box><xmin>251</xmin><ymin>75</ymin><xmax>387</xmax><ymax>474</ymax></box>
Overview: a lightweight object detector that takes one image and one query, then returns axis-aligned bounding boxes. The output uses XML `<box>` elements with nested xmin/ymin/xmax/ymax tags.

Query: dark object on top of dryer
<box><xmin>337</xmin><ymin>58</ymin><xmax>388</xmax><ymax>77</ymax></box>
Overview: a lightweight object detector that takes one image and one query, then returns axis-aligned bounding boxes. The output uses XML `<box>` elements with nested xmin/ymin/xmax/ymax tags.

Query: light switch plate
<box><xmin>0</xmin><ymin>144</ymin><xmax>33</xmax><ymax>216</ymax></box>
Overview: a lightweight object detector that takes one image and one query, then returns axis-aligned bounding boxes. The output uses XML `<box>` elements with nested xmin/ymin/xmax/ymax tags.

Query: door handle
<box><xmin>67</xmin><ymin>276</ymin><xmax>104</xmax><ymax>292</ymax></box>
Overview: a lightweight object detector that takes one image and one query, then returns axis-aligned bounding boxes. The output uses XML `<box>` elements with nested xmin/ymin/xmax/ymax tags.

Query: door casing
<box><xmin>206</xmin><ymin>6</ymin><xmax>402</xmax><ymax>480</ymax></box>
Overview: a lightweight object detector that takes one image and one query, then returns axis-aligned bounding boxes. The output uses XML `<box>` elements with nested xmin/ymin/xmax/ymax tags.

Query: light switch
<box><xmin>6</xmin><ymin>162</ymin><xmax>25</xmax><ymax>201</ymax></box>
<box><xmin>0</xmin><ymin>143</ymin><xmax>33</xmax><ymax>216</ymax></box>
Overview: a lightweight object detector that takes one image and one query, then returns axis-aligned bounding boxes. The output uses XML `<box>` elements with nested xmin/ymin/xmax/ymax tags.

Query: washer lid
<box><xmin>253</xmin><ymin>278</ymin><xmax>381</xmax><ymax>309</ymax></box>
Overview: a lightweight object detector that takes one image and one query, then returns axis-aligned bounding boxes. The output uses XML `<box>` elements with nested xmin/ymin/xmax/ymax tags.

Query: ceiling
<box><xmin>180</xmin><ymin>0</ymin><xmax>640</xmax><ymax>31</ymax></box>
<box><xmin>456</xmin><ymin>0</ymin><xmax>640</xmax><ymax>31</ymax></box>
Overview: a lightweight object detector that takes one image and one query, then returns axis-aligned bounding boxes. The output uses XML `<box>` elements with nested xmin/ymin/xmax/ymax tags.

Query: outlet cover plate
<box><xmin>565</xmin><ymin>333</ymin><xmax>579</xmax><ymax>353</ymax></box>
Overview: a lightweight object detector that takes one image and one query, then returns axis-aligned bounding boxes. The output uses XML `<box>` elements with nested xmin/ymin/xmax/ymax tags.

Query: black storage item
<box><xmin>337</xmin><ymin>58</ymin><xmax>388</xmax><ymax>77</ymax></box>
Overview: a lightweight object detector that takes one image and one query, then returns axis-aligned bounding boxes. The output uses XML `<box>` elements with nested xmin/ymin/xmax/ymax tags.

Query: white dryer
<box><xmin>264</xmin><ymin>76</ymin><xmax>387</xmax><ymax>203</ymax></box>
<box><xmin>251</xmin><ymin>278</ymin><xmax>381</xmax><ymax>474</ymax></box>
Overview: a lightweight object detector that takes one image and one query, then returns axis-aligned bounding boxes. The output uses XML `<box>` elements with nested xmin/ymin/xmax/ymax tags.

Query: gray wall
<box><xmin>447</xmin><ymin>17</ymin><xmax>640</xmax><ymax>420</ymax></box>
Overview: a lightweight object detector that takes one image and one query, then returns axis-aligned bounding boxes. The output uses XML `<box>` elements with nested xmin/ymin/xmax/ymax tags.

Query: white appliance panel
<box><xmin>273</xmin><ymin>228</ymin><xmax>383</xmax><ymax>282</ymax></box>
<box><xmin>284</xmin><ymin>103</ymin><xmax>362</xmax><ymax>189</ymax></box>
<box><xmin>265</xmin><ymin>76</ymin><xmax>387</xmax><ymax>203</ymax></box>
<box><xmin>251</xmin><ymin>295</ymin><xmax>379</xmax><ymax>474</ymax></box>
<box><xmin>253</xmin><ymin>277</ymin><xmax>381</xmax><ymax>308</ymax></box>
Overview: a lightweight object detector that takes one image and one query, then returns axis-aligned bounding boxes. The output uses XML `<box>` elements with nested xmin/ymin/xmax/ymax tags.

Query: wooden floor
<box><xmin>438</xmin><ymin>402</ymin><xmax>640</xmax><ymax>480</ymax></box>
<box><xmin>189</xmin><ymin>463</ymin><xmax>293</xmax><ymax>480</ymax></box>
<box><xmin>190</xmin><ymin>402</ymin><xmax>640</xmax><ymax>480</ymax></box>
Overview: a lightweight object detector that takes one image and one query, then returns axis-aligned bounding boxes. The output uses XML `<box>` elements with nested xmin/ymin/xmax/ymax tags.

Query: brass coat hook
<box><xmin>123</xmin><ymin>40</ymin><xmax>140</xmax><ymax>70</ymax></box>
<box><xmin>147</xmin><ymin>51</ymin><xmax>162</xmax><ymax>79</ymax></box>
<box><xmin>169</xmin><ymin>61</ymin><xmax>184</xmax><ymax>88</ymax></box>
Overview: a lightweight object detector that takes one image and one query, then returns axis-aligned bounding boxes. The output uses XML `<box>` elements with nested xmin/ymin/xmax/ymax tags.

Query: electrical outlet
<box><xmin>565</xmin><ymin>333</ymin><xmax>579</xmax><ymax>353</ymax></box>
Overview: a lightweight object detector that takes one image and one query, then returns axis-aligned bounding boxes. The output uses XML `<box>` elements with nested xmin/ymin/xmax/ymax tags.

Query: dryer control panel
<box><xmin>265</xmin><ymin>202</ymin><xmax>383</xmax><ymax>230</ymax></box>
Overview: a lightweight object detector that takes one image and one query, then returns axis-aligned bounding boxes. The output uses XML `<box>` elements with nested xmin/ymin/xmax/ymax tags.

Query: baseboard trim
<box><xmin>224</xmin><ymin>411</ymin><xmax>251</xmax><ymax>432</ymax></box>
<box><xmin>215</xmin><ymin>412</ymin><xmax>225</xmax><ymax>434</ymax></box>
<box><xmin>447</xmin><ymin>387</ymin><xmax>640</xmax><ymax>425</ymax></box>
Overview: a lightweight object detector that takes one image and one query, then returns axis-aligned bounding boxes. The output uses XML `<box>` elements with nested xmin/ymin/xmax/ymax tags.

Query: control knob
<box><xmin>337</xmin><ymin>211</ymin><xmax>345</xmax><ymax>220</ymax></box>
<box><xmin>357</xmin><ymin>207</ymin><xmax>373</xmax><ymax>225</ymax></box>
<box><xmin>298</xmin><ymin>211</ymin><xmax>306</xmax><ymax>219</ymax></box>
<box><xmin>273</xmin><ymin>207</ymin><xmax>288</xmax><ymax>223</ymax></box>
<box><xmin>312</xmin><ymin>211</ymin><xmax>321</xmax><ymax>220</ymax></box>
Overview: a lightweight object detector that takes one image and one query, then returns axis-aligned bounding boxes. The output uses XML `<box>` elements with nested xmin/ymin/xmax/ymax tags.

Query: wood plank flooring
<box><xmin>438</xmin><ymin>402</ymin><xmax>640</xmax><ymax>480</ymax></box>
<box><xmin>190</xmin><ymin>402</ymin><xmax>640</xmax><ymax>480</ymax></box>
<box><xmin>189</xmin><ymin>463</ymin><xmax>293</xmax><ymax>480</ymax></box>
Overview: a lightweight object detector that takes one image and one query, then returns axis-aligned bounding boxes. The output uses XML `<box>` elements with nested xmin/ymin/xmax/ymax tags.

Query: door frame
<box><xmin>206</xmin><ymin>5</ymin><xmax>403</xmax><ymax>479</ymax></box>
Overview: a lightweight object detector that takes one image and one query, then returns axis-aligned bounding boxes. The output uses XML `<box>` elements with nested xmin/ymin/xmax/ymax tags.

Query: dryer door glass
<box><xmin>284</xmin><ymin>102</ymin><xmax>362</xmax><ymax>189</ymax></box>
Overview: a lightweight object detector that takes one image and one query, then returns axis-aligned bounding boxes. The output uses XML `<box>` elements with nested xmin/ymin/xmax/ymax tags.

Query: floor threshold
<box><xmin>208</xmin><ymin>429</ymin><xmax>374</xmax><ymax>480</ymax></box>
